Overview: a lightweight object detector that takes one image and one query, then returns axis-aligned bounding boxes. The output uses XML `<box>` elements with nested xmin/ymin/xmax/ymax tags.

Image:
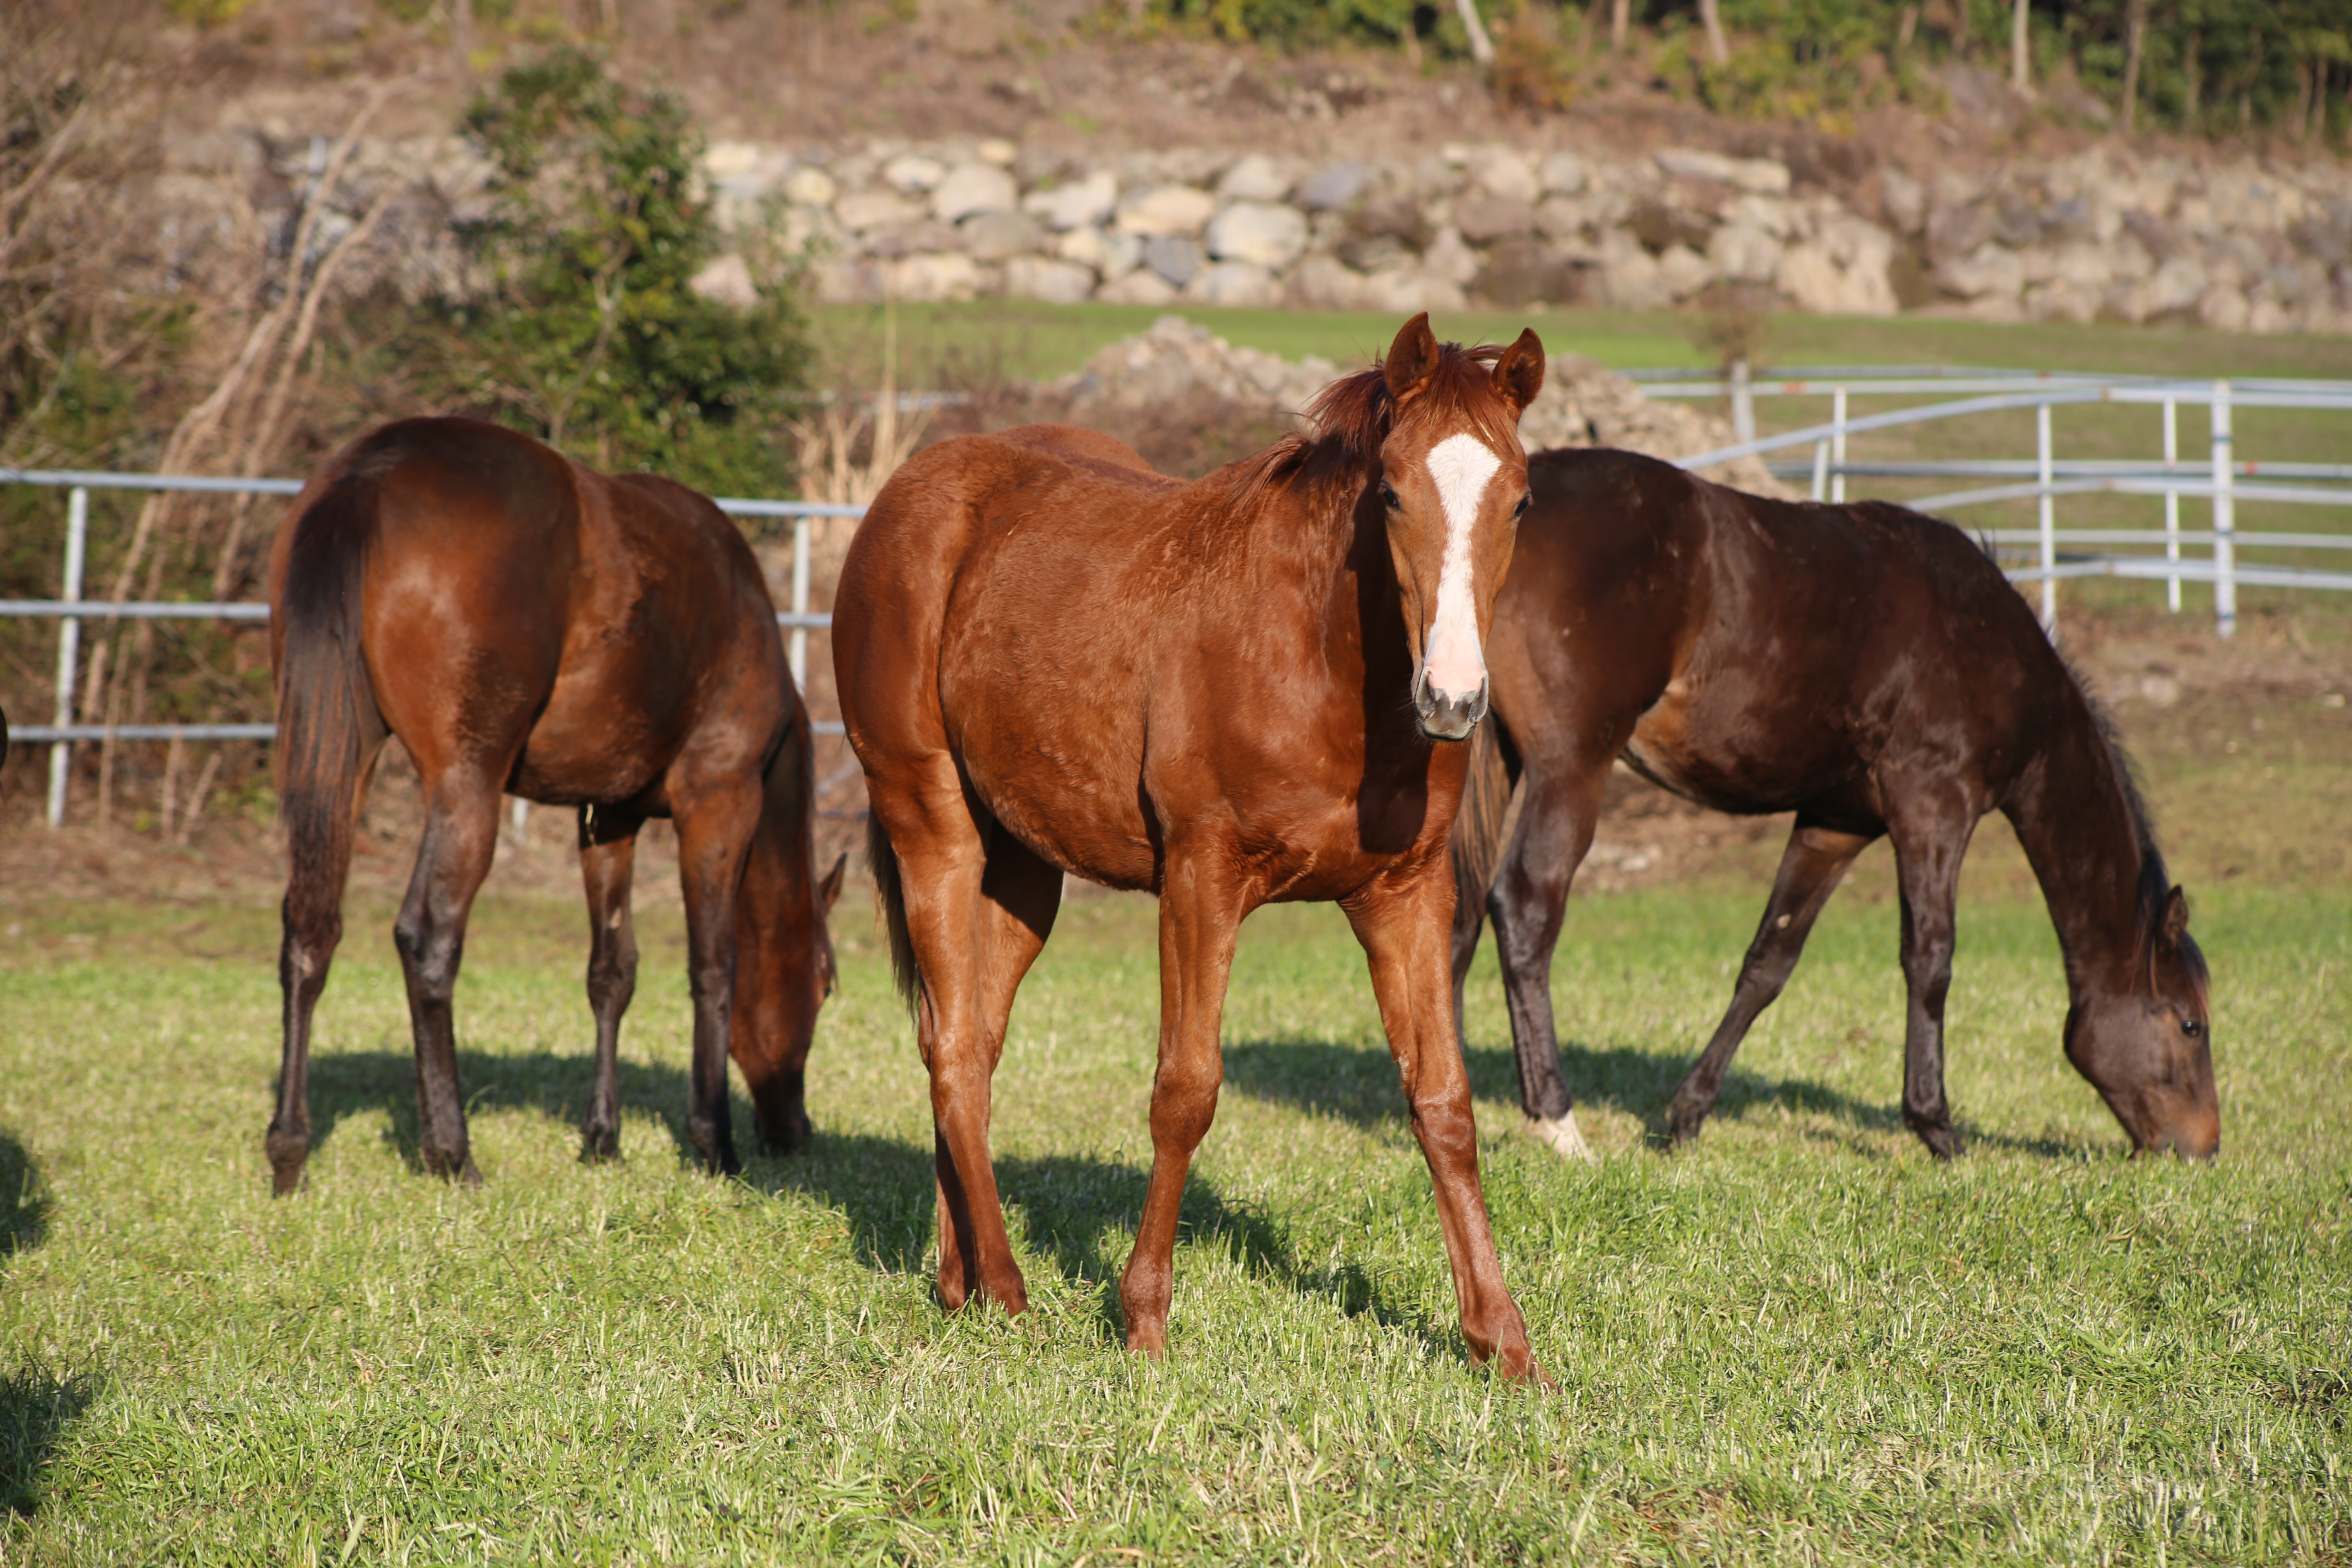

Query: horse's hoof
<box><xmin>1665</xmin><ymin>1098</ymin><xmax>1709</xmax><ymax>1147</ymax></box>
<box><xmin>265</xmin><ymin>1132</ymin><xmax>309</xmax><ymax>1196</ymax></box>
<box><xmin>1914</xmin><ymin>1123</ymin><xmax>1961</xmax><ymax>1160</ymax></box>
<box><xmin>579</xmin><ymin>1126</ymin><xmax>622</xmax><ymax>1163</ymax></box>
<box><xmin>1523</xmin><ymin>1112</ymin><xmax>1595</xmax><ymax>1162</ymax></box>
<box><xmin>423</xmin><ymin>1148</ymin><xmax>482</xmax><ymax>1186</ymax></box>
<box><xmin>757</xmin><ymin>1109</ymin><xmax>813</xmax><ymax>1157</ymax></box>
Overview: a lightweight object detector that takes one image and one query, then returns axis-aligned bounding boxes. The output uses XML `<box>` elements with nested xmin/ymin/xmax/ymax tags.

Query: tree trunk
<box><xmin>1698</xmin><ymin>0</ymin><xmax>1729</xmax><ymax>65</ymax></box>
<box><xmin>2010</xmin><ymin>0</ymin><xmax>2030</xmax><ymax>94</ymax></box>
<box><xmin>2120</xmin><ymin>0</ymin><xmax>2146</xmax><ymax>133</ymax></box>
<box><xmin>1454</xmin><ymin>0</ymin><xmax>1495</xmax><ymax>65</ymax></box>
<box><xmin>1611</xmin><ymin>0</ymin><xmax>1630</xmax><ymax>52</ymax></box>
<box><xmin>450</xmin><ymin>0</ymin><xmax>474</xmax><ymax>69</ymax></box>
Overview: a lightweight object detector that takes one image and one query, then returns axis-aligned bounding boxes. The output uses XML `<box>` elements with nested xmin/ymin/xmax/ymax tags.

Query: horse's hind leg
<box><xmin>1483</xmin><ymin>755</ymin><xmax>1613</xmax><ymax>1160</ymax></box>
<box><xmin>928</xmin><ymin>825</ymin><xmax>1060</xmax><ymax>1310</ymax></box>
<box><xmin>670</xmin><ymin>771</ymin><xmax>766</xmax><ymax>1178</ymax></box>
<box><xmin>270</xmin><ymin>732</ymin><xmax>388</xmax><ymax>1195</ymax></box>
<box><xmin>578</xmin><ymin>806</ymin><xmax>644</xmax><ymax>1163</ymax></box>
<box><xmin>393</xmin><ymin>767</ymin><xmax>509</xmax><ymax>1184</ymax></box>
<box><xmin>1888</xmin><ymin>799</ymin><xmax>1980</xmax><ymax>1160</ymax></box>
<box><xmin>1667</xmin><ymin>820</ymin><xmax>1873</xmax><ymax>1145</ymax></box>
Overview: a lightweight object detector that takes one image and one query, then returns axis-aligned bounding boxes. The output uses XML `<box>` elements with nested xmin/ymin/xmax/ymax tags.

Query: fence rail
<box><xmin>1658</xmin><ymin>369</ymin><xmax>2352</xmax><ymax>637</ymax></box>
<box><xmin>1</xmin><ymin>468</ymin><xmax>855</xmax><ymax>829</ymax></box>
<box><xmin>11</xmin><ymin>365</ymin><xmax>2351</xmax><ymax>828</ymax></box>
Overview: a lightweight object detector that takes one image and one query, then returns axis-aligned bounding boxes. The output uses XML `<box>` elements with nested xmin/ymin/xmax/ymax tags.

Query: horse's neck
<box><xmin>2005</xmin><ymin>695</ymin><xmax>2146</xmax><ymax>992</ymax></box>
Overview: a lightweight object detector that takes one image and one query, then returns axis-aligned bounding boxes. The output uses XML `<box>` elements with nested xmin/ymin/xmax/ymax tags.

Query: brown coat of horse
<box><xmin>1449</xmin><ymin>446</ymin><xmax>2217</xmax><ymax>1161</ymax></box>
<box><xmin>266</xmin><ymin>417</ymin><xmax>844</xmax><ymax>1195</ymax></box>
<box><xmin>834</xmin><ymin>317</ymin><xmax>1550</xmax><ymax>1377</ymax></box>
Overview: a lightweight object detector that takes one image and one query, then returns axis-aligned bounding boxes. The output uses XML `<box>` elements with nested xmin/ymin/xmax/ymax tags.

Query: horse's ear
<box><xmin>1384</xmin><ymin>312</ymin><xmax>1440</xmax><ymax>404</ymax></box>
<box><xmin>1492</xmin><ymin>328</ymin><xmax>1545</xmax><ymax>417</ymax></box>
<box><xmin>2161</xmin><ymin>884</ymin><xmax>2191</xmax><ymax>947</ymax></box>
<box><xmin>820</xmin><ymin>852</ymin><xmax>848</xmax><ymax>915</ymax></box>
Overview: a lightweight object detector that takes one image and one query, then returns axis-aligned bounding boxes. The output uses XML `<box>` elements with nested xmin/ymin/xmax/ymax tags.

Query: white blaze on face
<box><xmin>1420</xmin><ymin>431</ymin><xmax>1501</xmax><ymax>700</ymax></box>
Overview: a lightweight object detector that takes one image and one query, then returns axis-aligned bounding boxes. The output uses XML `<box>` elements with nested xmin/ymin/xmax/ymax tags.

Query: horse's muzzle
<box><xmin>1414</xmin><ymin>669</ymin><xmax>1488</xmax><ymax>741</ymax></box>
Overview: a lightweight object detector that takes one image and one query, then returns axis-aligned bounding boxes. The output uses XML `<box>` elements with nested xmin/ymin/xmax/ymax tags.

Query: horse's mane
<box><xmin>2064</xmin><ymin>653</ymin><xmax>2208</xmax><ymax>987</ymax></box>
<box><xmin>1223</xmin><ymin>341</ymin><xmax>1520</xmax><ymax>517</ymax></box>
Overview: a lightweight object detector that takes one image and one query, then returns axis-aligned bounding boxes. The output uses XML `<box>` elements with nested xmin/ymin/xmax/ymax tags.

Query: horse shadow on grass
<box><xmin>1223</xmin><ymin>1035</ymin><xmax>2075</xmax><ymax>1160</ymax></box>
<box><xmin>0</xmin><ymin>1131</ymin><xmax>87</xmax><ymax>1520</ymax></box>
<box><xmin>302</xmin><ymin>1047</ymin><xmax>710</xmax><ymax>1173</ymax></box>
<box><xmin>739</xmin><ymin>1133</ymin><xmax>1442</xmax><ymax>1349</ymax></box>
<box><xmin>298</xmin><ymin>1050</ymin><xmax>1454</xmax><ymax>1355</ymax></box>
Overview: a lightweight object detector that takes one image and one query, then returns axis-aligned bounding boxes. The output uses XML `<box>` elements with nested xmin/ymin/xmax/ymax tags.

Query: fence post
<box><xmin>1730</xmin><ymin>357</ymin><xmax>1755</xmax><ymax>447</ymax></box>
<box><xmin>1830</xmin><ymin>386</ymin><xmax>1848</xmax><ymax>504</ymax></box>
<box><xmin>1809</xmin><ymin>438</ymin><xmax>1829</xmax><ymax>501</ymax></box>
<box><xmin>2211</xmin><ymin>380</ymin><xmax>2235</xmax><ymax>639</ymax></box>
<box><xmin>790</xmin><ymin>514</ymin><xmax>811</xmax><ymax>692</ymax></box>
<box><xmin>2162</xmin><ymin>396</ymin><xmax>2181</xmax><ymax>613</ymax></box>
<box><xmin>46</xmin><ymin>485</ymin><xmax>88</xmax><ymax>830</ymax></box>
<box><xmin>2037</xmin><ymin>401</ymin><xmax>2057</xmax><ymax>633</ymax></box>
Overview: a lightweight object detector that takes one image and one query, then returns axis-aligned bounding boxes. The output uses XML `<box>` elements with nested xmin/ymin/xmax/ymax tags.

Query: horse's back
<box><xmin>275</xmin><ymin>417</ymin><xmax>787</xmax><ymax>805</ymax></box>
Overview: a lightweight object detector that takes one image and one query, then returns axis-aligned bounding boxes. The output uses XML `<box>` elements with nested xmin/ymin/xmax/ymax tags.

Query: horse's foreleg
<box><xmin>578</xmin><ymin>806</ymin><xmax>644</xmax><ymax>1163</ymax></box>
<box><xmin>394</xmin><ymin>775</ymin><xmax>504</xmax><ymax>1185</ymax></box>
<box><xmin>1667</xmin><ymin>821</ymin><xmax>1873</xmax><ymax>1146</ymax></box>
<box><xmin>1487</xmin><ymin>759</ymin><xmax>1610</xmax><ymax>1158</ymax></box>
<box><xmin>1890</xmin><ymin>806</ymin><xmax>1978</xmax><ymax>1160</ymax></box>
<box><xmin>672</xmin><ymin>778</ymin><xmax>764</xmax><ymax>1178</ymax></box>
<box><xmin>1119</xmin><ymin>851</ymin><xmax>1246</xmax><ymax>1357</ymax></box>
<box><xmin>1347</xmin><ymin>872</ymin><xmax>1541</xmax><ymax>1383</ymax></box>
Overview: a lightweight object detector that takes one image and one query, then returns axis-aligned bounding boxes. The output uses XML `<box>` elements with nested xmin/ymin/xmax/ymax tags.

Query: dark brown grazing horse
<box><xmin>266</xmin><ymin>416</ymin><xmax>844</xmax><ymax>1196</ymax></box>
<box><xmin>1449</xmin><ymin>446</ymin><xmax>2217</xmax><ymax>1162</ymax></box>
<box><xmin>835</xmin><ymin>316</ymin><xmax>1550</xmax><ymax>1378</ymax></box>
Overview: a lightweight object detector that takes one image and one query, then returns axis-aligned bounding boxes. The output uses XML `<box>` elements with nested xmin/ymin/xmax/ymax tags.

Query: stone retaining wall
<box><xmin>154</xmin><ymin>124</ymin><xmax>2352</xmax><ymax>334</ymax></box>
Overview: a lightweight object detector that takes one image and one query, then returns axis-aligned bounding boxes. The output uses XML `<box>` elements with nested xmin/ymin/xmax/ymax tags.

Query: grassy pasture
<box><xmin>0</xmin><ymin>818</ymin><xmax>2346</xmax><ymax>1562</ymax></box>
<box><xmin>0</xmin><ymin>306</ymin><xmax>2346</xmax><ymax>1561</ymax></box>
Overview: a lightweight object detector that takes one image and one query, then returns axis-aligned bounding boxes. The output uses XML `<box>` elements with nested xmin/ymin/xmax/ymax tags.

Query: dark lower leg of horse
<box><xmin>1668</xmin><ymin>824</ymin><xmax>1871</xmax><ymax>1146</ymax></box>
<box><xmin>675</xmin><ymin>797</ymin><xmax>765</xmax><ymax>1178</ymax></box>
<box><xmin>1897</xmin><ymin>887</ymin><xmax>1962</xmax><ymax>1160</ymax></box>
<box><xmin>269</xmin><ymin>898</ymin><xmax>341</xmax><ymax>1196</ymax></box>
<box><xmin>393</xmin><ymin>800</ymin><xmax>500</xmax><ymax>1187</ymax></box>
<box><xmin>577</xmin><ymin>813</ymin><xmax>642</xmax><ymax>1163</ymax></box>
<box><xmin>1486</xmin><ymin>776</ymin><xmax>1604</xmax><ymax>1140</ymax></box>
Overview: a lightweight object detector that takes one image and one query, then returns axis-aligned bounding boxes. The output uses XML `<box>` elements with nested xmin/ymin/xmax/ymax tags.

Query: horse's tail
<box><xmin>273</xmin><ymin>474</ymin><xmax>382</xmax><ymax>932</ymax></box>
<box><xmin>1451</xmin><ymin>719</ymin><xmax>1513</xmax><ymax>924</ymax></box>
<box><xmin>866</xmin><ymin>810</ymin><xmax>922</xmax><ymax>1019</ymax></box>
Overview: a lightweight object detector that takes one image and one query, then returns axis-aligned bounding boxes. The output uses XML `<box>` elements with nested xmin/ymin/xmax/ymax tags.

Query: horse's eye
<box><xmin>1378</xmin><ymin>481</ymin><xmax>1400</xmax><ymax>510</ymax></box>
<box><xmin>2180</xmin><ymin>1018</ymin><xmax>2204</xmax><ymax>1039</ymax></box>
<box><xmin>1513</xmin><ymin>492</ymin><xmax>1532</xmax><ymax>518</ymax></box>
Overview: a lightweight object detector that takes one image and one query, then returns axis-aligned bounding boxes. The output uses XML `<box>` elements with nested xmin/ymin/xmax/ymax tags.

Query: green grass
<box><xmin>811</xmin><ymin>301</ymin><xmax>2352</xmax><ymax>386</ymax></box>
<box><xmin>0</xmin><ymin>831</ymin><xmax>2346</xmax><ymax>1562</ymax></box>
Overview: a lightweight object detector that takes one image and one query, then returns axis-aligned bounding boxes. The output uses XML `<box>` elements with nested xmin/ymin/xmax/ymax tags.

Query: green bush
<box><xmin>432</xmin><ymin>47</ymin><xmax>813</xmax><ymax>504</ymax></box>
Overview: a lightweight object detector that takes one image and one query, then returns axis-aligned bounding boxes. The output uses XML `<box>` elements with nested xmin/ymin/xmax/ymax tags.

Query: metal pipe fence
<box><xmin>11</xmin><ymin>365</ymin><xmax>2350</xmax><ymax>827</ymax></box>
<box><xmin>1660</xmin><ymin>370</ymin><xmax>2352</xmax><ymax>638</ymax></box>
<box><xmin>0</xmin><ymin>466</ymin><xmax>857</xmax><ymax>829</ymax></box>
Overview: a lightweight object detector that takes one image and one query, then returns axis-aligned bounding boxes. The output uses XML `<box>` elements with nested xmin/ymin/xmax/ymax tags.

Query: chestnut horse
<box><xmin>266</xmin><ymin>416</ymin><xmax>844</xmax><ymax>1196</ymax></box>
<box><xmin>1448</xmin><ymin>446</ymin><xmax>2217</xmax><ymax>1162</ymax></box>
<box><xmin>835</xmin><ymin>316</ymin><xmax>1548</xmax><ymax>1377</ymax></box>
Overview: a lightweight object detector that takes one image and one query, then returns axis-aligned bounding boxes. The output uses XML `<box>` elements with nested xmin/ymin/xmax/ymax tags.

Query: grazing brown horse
<box><xmin>266</xmin><ymin>416</ymin><xmax>844</xmax><ymax>1196</ymax></box>
<box><xmin>1449</xmin><ymin>446</ymin><xmax>2217</xmax><ymax>1162</ymax></box>
<box><xmin>835</xmin><ymin>316</ymin><xmax>1549</xmax><ymax>1377</ymax></box>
